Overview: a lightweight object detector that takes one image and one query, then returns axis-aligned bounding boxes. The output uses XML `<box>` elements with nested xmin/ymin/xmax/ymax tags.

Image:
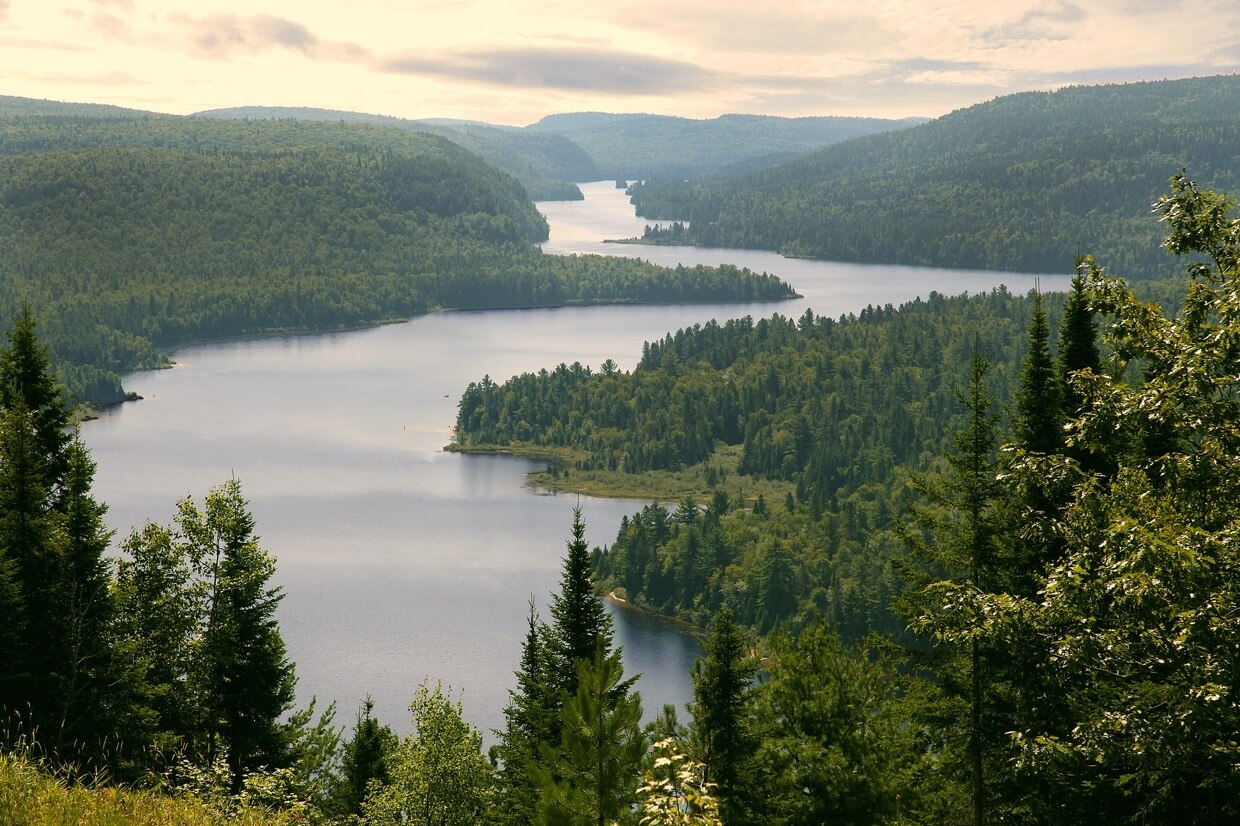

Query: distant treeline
<box><xmin>0</xmin><ymin>108</ymin><xmax>794</xmax><ymax>404</ymax></box>
<box><xmin>629</xmin><ymin>75</ymin><xmax>1240</xmax><ymax>278</ymax></box>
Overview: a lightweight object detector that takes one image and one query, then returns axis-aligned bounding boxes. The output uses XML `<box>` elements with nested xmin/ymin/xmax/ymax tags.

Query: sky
<box><xmin>1</xmin><ymin>0</ymin><xmax>1238</xmax><ymax>126</ymax></box>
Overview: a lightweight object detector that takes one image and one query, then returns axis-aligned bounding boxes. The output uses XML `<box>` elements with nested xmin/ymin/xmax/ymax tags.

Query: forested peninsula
<box><xmin>0</xmin><ymin>100</ymin><xmax>794</xmax><ymax>405</ymax></box>
<box><xmin>629</xmin><ymin>75</ymin><xmax>1240</xmax><ymax>278</ymax></box>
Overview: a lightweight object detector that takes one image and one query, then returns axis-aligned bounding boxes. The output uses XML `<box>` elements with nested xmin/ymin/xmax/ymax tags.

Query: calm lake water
<box><xmin>80</xmin><ymin>181</ymin><xmax>1069</xmax><ymax>737</ymax></box>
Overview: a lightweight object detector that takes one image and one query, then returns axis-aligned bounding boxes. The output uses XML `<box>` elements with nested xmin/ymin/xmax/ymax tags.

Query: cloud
<box><xmin>379</xmin><ymin>47</ymin><xmax>718</xmax><ymax>95</ymax></box>
<box><xmin>619</xmin><ymin>6</ymin><xmax>902</xmax><ymax>56</ymax></box>
<box><xmin>167</xmin><ymin>13</ymin><xmax>370</xmax><ymax>62</ymax></box>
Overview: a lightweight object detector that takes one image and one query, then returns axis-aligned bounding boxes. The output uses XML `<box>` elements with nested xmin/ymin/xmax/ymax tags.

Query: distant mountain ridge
<box><xmin>628</xmin><ymin>74</ymin><xmax>1240</xmax><ymax>278</ymax></box>
<box><xmin>528</xmin><ymin>111</ymin><xmax>927</xmax><ymax>179</ymax></box>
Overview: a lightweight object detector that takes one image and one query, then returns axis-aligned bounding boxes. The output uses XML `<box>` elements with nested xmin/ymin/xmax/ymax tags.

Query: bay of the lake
<box><xmin>81</xmin><ymin>181</ymin><xmax>1070</xmax><ymax>737</ymax></box>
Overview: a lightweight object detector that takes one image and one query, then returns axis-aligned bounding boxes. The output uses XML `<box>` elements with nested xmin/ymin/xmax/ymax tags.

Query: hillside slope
<box><xmin>0</xmin><ymin>109</ymin><xmax>794</xmax><ymax>403</ymax></box>
<box><xmin>529</xmin><ymin>111</ymin><xmax>926</xmax><ymax>180</ymax></box>
<box><xmin>194</xmin><ymin>105</ymin><xmax>594</xmax><ymax>199</ymax></box>
<box><xmin>630</xmin><ymin>75</ymin><xmax>1240</xmax><ymax>278</ymax></box>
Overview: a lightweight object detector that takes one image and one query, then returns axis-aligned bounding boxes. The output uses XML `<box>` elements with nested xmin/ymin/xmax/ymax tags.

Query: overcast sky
<box><xmin>2</xmin><ymin>0</ymin><xmax>1237</xmax><ymax>125</ymax></box>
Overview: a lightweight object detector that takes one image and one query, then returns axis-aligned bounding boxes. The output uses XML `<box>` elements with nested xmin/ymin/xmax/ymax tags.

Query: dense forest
<box><xmin>194</xmin><ymin>106</ymin><xmax>597</xmax><ymax>200</ymax></box>
<box><xmin>629</xmin><ymin>75</ymin><xmax>1240</xmax><ymax>278</ymax></box>
<box><xmin>528</xmin><ymin>111</ymin><xmax>925</xmax><ymax>180</ymax></box>
<box><xmin>0</xmin><ymin>103</ymin><xmax>794</xmax><ymax>405</ymax></box>
<box><xmin>6</xmin><ymin>175</ymin><xmax>1240</xmax><ymax>825</ymax></box>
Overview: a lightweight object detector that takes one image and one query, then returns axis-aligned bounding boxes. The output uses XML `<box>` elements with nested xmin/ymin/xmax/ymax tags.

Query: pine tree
<box><xmin>494</xmin><ymin>598</ymin><xmax>558</xmax><ymax>826</ymax></box>
<box><xmin>0</xmin><ymin>307</ymin><xmax>71</xmax><ymax>488</ymax></box>
<box><xmin>52</xmin><ymin>440</ymin><xmax>115</xmax><ymax>756</ymax></box>
<box><xmin>546</xmin><ymin>506</ymin><xmax>614</xmax><ymax>697</ymax></box>
<box><xmin>1014</xmin><ymin>291</ymin><xmax>1061</xmax><ymax>455</ymax></box>
<box><xmin>338</xmin><ymin>696</ymin><xmax>397</xmax><ymax>816</ymax></box>
<box><xmin>689</xmin><ymin>607</ymin><xmax>756</xmax><ymax>825</ymax></box>
<box><xmin>535</xmin><ymin>648</ymin><xmax>645</xmax><ymax>826</ymax></box>
<box><xmin>900</xmin><ymin>353</ymin><xmax>1003</xmax><ymax>826</ymax></box>
<box><xmin>179</xmin><ymin>479</ymin><xmax>297</xmax><ymax>791</ymax></box>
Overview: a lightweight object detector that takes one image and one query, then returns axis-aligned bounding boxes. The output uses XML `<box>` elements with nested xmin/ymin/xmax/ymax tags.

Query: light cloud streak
<box><xmin>0</xmin><ymin>0</ymin><xmax>1234</xmax><ymax>124</ymax></box>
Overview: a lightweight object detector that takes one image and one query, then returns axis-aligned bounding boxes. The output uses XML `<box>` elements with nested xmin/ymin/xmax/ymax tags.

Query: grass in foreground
<box><xmin>0</xmin><ymin>752</ymin><xmax>298</xmax><ymax>826</ymax></box>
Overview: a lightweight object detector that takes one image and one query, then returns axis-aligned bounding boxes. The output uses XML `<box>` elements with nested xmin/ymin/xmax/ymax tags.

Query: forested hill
<box><xmin>456</xmin><ymin>288</ymin><xmax>1045</xmax><ymax>637</ymax></box>
<box><xmin>629</xmin><ymin>74</ymin><xmax>1240</xmax><ymax>278</ymax></box>
<box><xmin>195</xmin><ymin>106</ymin><xmax>596</xmax><ymax>200</ymax></box>
<box><xmin>0</xmin><ymin>109</ymin><xmax>794</xmax><ymax>404</ymax></box>
<box><xmin>527</xmin><ymin>111</ymin><xmax>926</xmax><ymax>180</ymax></box>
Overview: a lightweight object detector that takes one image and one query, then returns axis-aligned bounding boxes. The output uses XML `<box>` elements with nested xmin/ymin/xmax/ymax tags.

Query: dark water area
<box><xmin>80</xmin><ymin>181</ymin><xmax>1068</xmax><ymax>736</ymax></box>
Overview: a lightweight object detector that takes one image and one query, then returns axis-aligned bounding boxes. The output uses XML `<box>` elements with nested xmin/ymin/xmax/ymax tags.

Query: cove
<box><xmin>80</xmin><ymin>181</ymin><xmax>1070</xmax><ymax>736</ymax></box>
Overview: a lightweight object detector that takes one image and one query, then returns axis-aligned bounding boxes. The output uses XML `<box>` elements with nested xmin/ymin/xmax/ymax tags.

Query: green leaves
<box><xmin>363</xmin><ymin>682</ymin><xmax>493</xmax><ymax>826</ymax></box>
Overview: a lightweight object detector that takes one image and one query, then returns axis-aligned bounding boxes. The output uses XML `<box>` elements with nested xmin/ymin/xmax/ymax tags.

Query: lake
<box><xmin>80</xmin><ymin>181</ymin><xmax>1069</xmax><ymax>737</ymax></box>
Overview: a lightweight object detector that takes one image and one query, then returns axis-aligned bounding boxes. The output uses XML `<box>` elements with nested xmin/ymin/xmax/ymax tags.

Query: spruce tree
<box><xmin>1056</xmin><ymin>271</ymin><xmax>1110</xmax><ymax>475</ymax></box>
<box><xmin>1014</xmin><ymin>291</ymin><xmax>1061</xmax><ymax>455</ymax></box>
<box><xmin>690</xmin><ymin>607</ymin><xmax>756</xmax><ymax>825</ymax></box>
<box><xmin>179</xmin><ymin>479</ymin><xmax>297</xmax><ymax>790</ymax></box>
<box><xmin>0</xmin><ymin>399</ymin><xmax>58</xmax><ymax>715</ymax></box>
<box><xmin>1056</xmin><ymin>272</ymin><xmax>1101</xmax><ymax>417</ymax></box>
<box><xmin>535</xmin><ymin>648</ymin><xmax>645</xmax><ymax>826</ymax></box>
<box><xmin>0</xmin><ymin>307</ymin><xmax>71</xmax><ymax>488</ymax></box>
<box><xmin>338</xmin><ymin>696</ymin><xmax>397</xmax><ymax>816</ymax></box>
<box><xmin>494</xmin><ymin>599</ymin><xmax>558</xmax><ymax>826</ymax></box>
<box><xmin>900</xmin><ymin>353</ymin><xmax>1004</xmax><ymax>826</ymax></box>
<box><xmin>546</xmin><ymin>506</ymin><xmax>614</xmax><ymax>696</ymax></box>
<box><xmin>52</xmin><ymin>440</ymin><xmax>115</xmax><ymax>757</ymax></box>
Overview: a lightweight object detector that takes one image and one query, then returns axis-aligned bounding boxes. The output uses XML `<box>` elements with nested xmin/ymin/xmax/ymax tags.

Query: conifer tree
<box><xmin>689</xmin><ymin>607</ymin><xmax>756</xmax><ymax>825</ymax></box>
<box><xmin>1014</xmin><ymin>291</ymin><xmax>1061</xmax><ymax>455</ymax></box>
<box><xmin>1056</xmin><ymin>272</ymin><xmax>1101</xmax><ymax>417</ymax></box>
<box><xmin>901</xmin><ymin>353</ymin><xmax>1003</xmax><ymax>826</ymax></box>
<box><xmin>179</xmin><ymin>479</ymin><xmax>297</xmax><ymax>791</ymax></box>
<box><xmin>0</xmin><ymin>307</ymin><xmax>71</xmax><ymax>488</ymax></box>
<box><xmin>338</xmin><ymin>696</ymin><xmax>397</xmax><ymax>816</ymax></box>
<box><xmin>535</xmin><ymin>648</ymin><xmax>645</xmax><ymax>826</ymax></box>
<box><xmin>0</xmin><ymin>398</ymin><xmax>57</xmax><ymax>714</ymax></box>
<box><xmin>546</xmin><ymin>506</ymin><xmax>614</xmax><ymax>696</ymax></box>
<box><xmin>1056</xmin><ymin>271</ymin><xmax>1111</xmax><ymax>476</ymax></box>
<box><xmin>494</xmin><ymin>599</ymin><xmax>558</xmax><ymax>826</ymax></box>
<box><xmin>52</xmin><ymin>440</ymin><xmax>115</xmax><ymax>756</ymax></box>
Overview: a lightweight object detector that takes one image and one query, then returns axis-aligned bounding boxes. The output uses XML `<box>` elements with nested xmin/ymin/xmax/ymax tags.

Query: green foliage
<box><xmin>0</xmin><ymin>749</ymin><xmax>302</xmax><ymax>826</ymax></box>
<box><xmin>338</xmin><ymin>696</ymin><xmax>397</xmax><ymax>817</ymax></box>
<box><xmin>548</xmin><ymin>507</ymin><xmax>617</xmax><ymax>694</ymax></box>
<box><xmin>746</xmin><ymin>625</ymin><xmax>914</xmax><ymax>825</ymax></box>
<box><xmin>463</xmin><ymin>290</ymin><xmax>1047</xmax><ymax>639</ymax></box>
<box><xmin>178</xmin><ymin>479</ymin><xmax>297</xmax><ymax>791</ymax></box>
<box><xmin>192</xmin><ymin>104</ymin><xmax>596</xmax><ymax>198</ymax></box>
<box><xmin>363</xmin><ymin>682</ymin><xmax>494</xmax><ymax>826</ymax></box>
<box><xmin>0</xmin><ymin>110</ymin><xmax>792</xmax><ymax>404</ymax></box>
<box><xmin>976</xmin><ymin>174</ymin><xmax>1240</xmax><ymax>823</ymax></box>
<box><xmin>630</xmin><ymin>76</ymin><xmax>1240</xmax><ymax>278</ymax></box>
<box><xmin>688</xmin><ymin>608</ymin><xmax>755</xmax><ymax>825</ymax></box>
<box><xmin>1015</xmin><ymin>292</ymin><xmax>1062</xmax><ymax>455</ymax></box>
<box><xmin>637</xmin><ymin>739</ymin><xmax>722</xmax><ymax>826</ymax></box>
<box><xmin>534</xmin><ymin>648</ymin><xmax>646</xmax><ymax>826</ymax></box>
